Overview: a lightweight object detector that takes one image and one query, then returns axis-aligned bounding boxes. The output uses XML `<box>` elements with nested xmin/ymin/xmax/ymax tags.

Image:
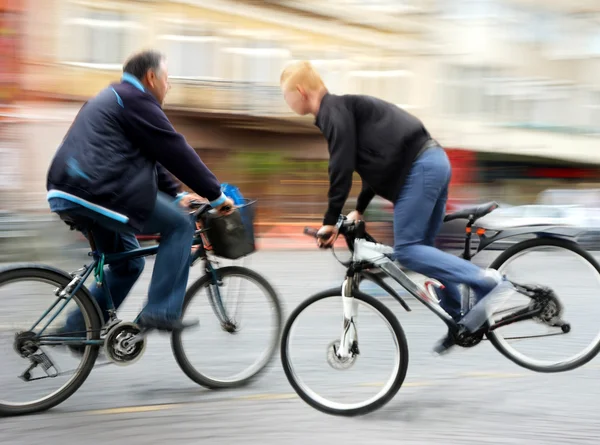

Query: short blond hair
<box><xmin>280</xmin><ymin>61</ymin><xmax>326</xmax><ymax>93</ymax></box>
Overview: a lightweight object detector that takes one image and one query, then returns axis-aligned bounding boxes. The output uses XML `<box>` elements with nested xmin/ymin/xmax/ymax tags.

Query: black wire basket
<box><xmin>200</xmin><ymin>198</ymin><xmax>257</xmax><ymax>260</ymax></box>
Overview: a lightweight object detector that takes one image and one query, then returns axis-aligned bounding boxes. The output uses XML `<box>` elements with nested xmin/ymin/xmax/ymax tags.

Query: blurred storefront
<box><xmin>0</xmin><ymin>0</ymin><xmax>24</xmax><ymax>210</ymax></box>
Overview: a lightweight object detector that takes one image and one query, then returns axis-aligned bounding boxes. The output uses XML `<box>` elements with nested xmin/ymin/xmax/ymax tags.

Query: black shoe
<box><xmin>433</xmin><ymin>333</ymin><xmax>457</xmax><ymax>355</ymax></box>
<box><xmin>46</xmin><ymin>326</ymin><xmax>87</xmax><ymax>357</ymax></box>
<box><xmin>137</xmin><ymin>315</ymin><xmax>199</xmax><ymax>333</ymax></box>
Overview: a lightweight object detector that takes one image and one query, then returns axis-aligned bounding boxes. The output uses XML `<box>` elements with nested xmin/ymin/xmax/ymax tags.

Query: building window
<box><xmin>587</xmin><ymin>91</ymin><xmax>600</xmax><ymax>132</ymax></box>
<box><xmin>441</xmin><ymin>65</ymin><xmax>502</xmax><ymax>118</ymax></box>
<box><xmin>59</xmin><ymin>4</ymin><xmax>141</xmax><ymax>69</ymax></box>
<box><xmin>346</xmin><ymin>69</ymin><xmax>413</xmax><ymax>108</ymax></box>
<box><xmin>222</xmin><ymin>41</ymin><xmax>291</xmax><ymax>84</ymax></box>
<box><xmin>157</xmin><ymin>22</ymin><xmax>222</xmax><ymax>80</ymax></box>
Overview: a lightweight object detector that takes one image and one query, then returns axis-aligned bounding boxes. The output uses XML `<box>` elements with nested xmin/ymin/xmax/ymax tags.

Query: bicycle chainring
<box><xmin>455</xmin><ymin>331</ymin><xmax>484</xmax><ymax>348</ymax></box>
<box><xmin>103</xmin><ymin>322</ymin><xmax>146</xmax><ymax>366</ymax></box>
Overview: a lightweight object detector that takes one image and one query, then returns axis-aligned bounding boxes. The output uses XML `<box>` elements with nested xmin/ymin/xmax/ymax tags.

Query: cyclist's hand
<box><xmin>180</xmin><ymin>193</ymin><xmax>206</xmax><ymax>208</ymax></box>
<box><xmin>317</xmin><ymin>225</ymin><xmax>338</xmax><ymax>248</ymax></box>
<box><xmin>215</xmin><ymin>197</ymin><xmax>235</xmax><ymax>216</ymax></box>
<box><xmin>346</xmin><ymin>210</ymin><xmax>363</xmax><ymax>222</ymax></box>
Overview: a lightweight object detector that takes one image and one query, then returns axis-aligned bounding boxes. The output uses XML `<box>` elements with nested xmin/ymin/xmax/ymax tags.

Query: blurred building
<box><xmin>5</xmin><ymin>0</ymin><xmax>600</xmax><ymax>218</ymax></box>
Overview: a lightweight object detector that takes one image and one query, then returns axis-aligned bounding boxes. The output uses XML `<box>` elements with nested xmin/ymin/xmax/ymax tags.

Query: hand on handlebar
<box><xmin>316</xmin><ymin>225</ymin><xmax>338</xmax><ymax>248</ymax></box>
<box><xmin>180</xmin><ymin>193</ymin><xmax>207</xmax><ymax>209</ymax></box>
<box><xmin>346</xmin><ymin>210</ymin><xmax>363</xmax><ymax>223</ymax></box>
<box><xmin>215</xmin><ymin>197</ymin><xmax>235</xmax><ymax>216</ymax></box>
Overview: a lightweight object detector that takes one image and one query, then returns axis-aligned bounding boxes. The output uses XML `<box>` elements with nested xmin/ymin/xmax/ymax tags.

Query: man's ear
<box><xmin>146</xmin><ymin>70</ymin><xmax>156</xmax><ymax>89</ymax></box>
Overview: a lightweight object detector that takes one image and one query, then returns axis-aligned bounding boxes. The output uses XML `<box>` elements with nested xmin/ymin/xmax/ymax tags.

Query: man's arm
<box><xmin>355</xmin><ymin>180</ymin><xmax>375</xmax><ymax>214</ymax></box>
<box><xmin>123</xmin><ymin>95</ymin><xmax>226</xmax><ymax>207</ymax></box>
<box><xmin>156</xmin><ymin>162</ymin><xmax>181</xmax><ymax>198</ymax></box>
<box><xmin>322</xmin><ymin>107</ymin><xmax>357</xmax><ymax>226</ymax></box>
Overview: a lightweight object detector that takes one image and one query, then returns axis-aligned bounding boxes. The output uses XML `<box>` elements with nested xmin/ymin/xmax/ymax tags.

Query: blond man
<box><xmin>280</xmin><ymin>61</ymin><xmax>513</xmax><ymax>354</ymax></box>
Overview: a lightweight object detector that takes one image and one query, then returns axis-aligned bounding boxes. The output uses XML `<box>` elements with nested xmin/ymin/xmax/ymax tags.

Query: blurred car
<box><xmin>481</xmin><ymin>204</ymin><xmax>600</xmax><ymax>251</ymax></box>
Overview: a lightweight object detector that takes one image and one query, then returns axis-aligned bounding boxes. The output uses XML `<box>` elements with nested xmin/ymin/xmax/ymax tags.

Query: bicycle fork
<box><xmin>336</xmin><ymin>277</ymin><xmax>360</xmax><ymax>359</ymax></box>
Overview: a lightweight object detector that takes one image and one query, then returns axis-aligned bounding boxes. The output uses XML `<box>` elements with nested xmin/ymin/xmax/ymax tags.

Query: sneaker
<box><xmin>459</xmin><ymin>278</ymin><xmax>515</xmax><ymax>333</ymax></box>
<box><xmin>433</xmin><ymin>333</ymin><xmax>457</xmax><ymax>355</ymax></box>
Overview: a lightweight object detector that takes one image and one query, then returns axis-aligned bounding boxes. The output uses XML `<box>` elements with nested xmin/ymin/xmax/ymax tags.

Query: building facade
<box><xmin>4</xmin><ymin>0</ymin><xmax>600</xmax><ymax>215</ymax></box>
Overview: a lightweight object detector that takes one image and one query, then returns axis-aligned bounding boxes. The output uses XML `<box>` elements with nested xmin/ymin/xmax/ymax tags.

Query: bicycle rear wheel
<box><xmin>281</xmin><ymin>288</ymin><xmax>408</xmax><ymax>417</ymax></box>
<box><xmin>171</xmin><ymin>266</ymin><xmax>282</xmax><ymax>388</ymax></box>
<box><xmin>486</xmin><ymin>237</ymin><xmax>600</xmax><ymax>373</ymax></box>
<box><xmin>0</xmin><ymin>265</ymin><xmax>101</xmax><ymax>416</ymax></box>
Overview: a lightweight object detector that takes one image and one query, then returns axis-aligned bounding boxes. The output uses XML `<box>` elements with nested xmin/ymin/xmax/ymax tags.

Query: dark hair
<box><xmin>122</xmin><ymin>50</ymin><xmax>165</xmax><ymax>80</ymax></box>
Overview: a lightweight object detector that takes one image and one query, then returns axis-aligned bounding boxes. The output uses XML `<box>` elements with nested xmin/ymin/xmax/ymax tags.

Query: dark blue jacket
<box><xmin>46</xmin><ymin>73</ymin><xmax>225</xmax><ymax>231</ymax></box>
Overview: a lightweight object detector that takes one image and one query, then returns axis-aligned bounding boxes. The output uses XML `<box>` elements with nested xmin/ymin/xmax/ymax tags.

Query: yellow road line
<box><xmin>236</xmin><ymin>393</ymin><xmax>298</xmax><ymax>401</ymax></box>
<box><xmin>459</xmin><ymin>371</ymin><xmax>529</xmax><ymax>379</ymax></box>
<box><xmin>86</xmin><ymin>404</ymin><xmax>181</xmax><ymax>415</ymax></box>
<box><xmin>359</xmin><ymin>381</ymin><xmax>432</xmax><ymax>388</ymax></box>
<box><xmin>81</xmin><ymin>365</ymin><xmax>595</xmax><ymax>416</ymax></box>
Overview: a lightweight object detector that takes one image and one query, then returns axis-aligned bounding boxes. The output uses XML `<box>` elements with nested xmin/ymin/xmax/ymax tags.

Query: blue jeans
<box><xmin>393</xmin><ymin>147</ymin><xmax>496</xmax><ymax>321</ymax></box>
<box><xmin>63</xmin><ymin>192</ymin><xmax>196</xmax><ymax>331</ymax></box>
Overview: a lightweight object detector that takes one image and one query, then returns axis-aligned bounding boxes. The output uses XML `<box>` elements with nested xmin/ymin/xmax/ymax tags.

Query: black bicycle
<box><xmin>280</xmin><ymin>201</ymin><xmax>600</xmax><ymax>416</ymax></box>
<box><xmin>0</xmin><ymin>199</ymin><xmax>282</xmax><ymax>416</ymax></box>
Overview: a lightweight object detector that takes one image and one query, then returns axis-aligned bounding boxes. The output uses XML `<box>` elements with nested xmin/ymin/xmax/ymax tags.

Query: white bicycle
<box><xmin>280</xmin><ymin>204</ymin><xmax>600</xmax><ymax>417</ymax></box>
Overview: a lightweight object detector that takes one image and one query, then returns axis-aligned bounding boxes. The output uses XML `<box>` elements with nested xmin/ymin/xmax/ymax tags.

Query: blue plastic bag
<box><xmin>220</xmin><ymin>183</ymin><xmax>245</xmax><ymax>206</ymax></box>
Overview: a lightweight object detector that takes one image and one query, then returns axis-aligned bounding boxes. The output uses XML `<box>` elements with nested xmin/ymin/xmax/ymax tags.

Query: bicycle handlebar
<box><xmin>303</xmin><ymin>216</ymin><xmax>373</xmax><ymax>250</ymax></box>
<box><xmin>188</xmin><ymin>200</ymin><xmax>232</xmax><ymax>219</ymax></box>
<box><xmin>303</xmin><ymin>227</ymin><xmax>332</xmax><ymax>240</ymax></box>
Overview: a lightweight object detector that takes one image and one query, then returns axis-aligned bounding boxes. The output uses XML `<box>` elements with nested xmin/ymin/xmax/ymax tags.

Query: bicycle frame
<box><xmin>333</xmin><ymin>219</ymin><xmax>585</xmax><ymax>359</ymax></box>
<box><xmin>33</xmin><ymin>226</ymin><xmax>225</xmax><ymax>346</ymax></box>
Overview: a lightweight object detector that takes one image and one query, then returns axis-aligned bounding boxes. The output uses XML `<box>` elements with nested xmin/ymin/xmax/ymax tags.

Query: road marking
<box><xmin>359</xmin><ymin>381</ymin><xmax>432</xmax><ymax>388</ymax></box>
<box><xmin>459</xmin><ymin>371</ymin><xmax>528</xmax><ymax>379</ymax></box>
<box><xmin>237</xmin><ymin>393</ymin><xmax>298</xmax><ymax>401</ymax></box>
<box><xmin>85</xmin><ymin>404</ymin><xmax>181</xmax><ymax>415</ymax></box>
<box><xmin>78</xmin><ymin>365</ymin><xmax>597</xmax><ymax>416</ymax></box>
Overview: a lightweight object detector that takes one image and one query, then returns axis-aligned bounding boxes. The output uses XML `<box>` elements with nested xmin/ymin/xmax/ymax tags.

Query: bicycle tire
<box><xmin>0</xmin><ymin>265</ymin><xmax>101</xmax><ymax>416</ymax></box>
<box><xmin>280</xmin><ymin>288</ymin><xmax>409</xmax><ymax>417</ymax></box>
<box><xmin>486</xmin><ymin>237</ymin><xmax>600</xmax><ymax>373</ymax></box>
<box><xmin>171</xmin><ymin>266</ymin><xmax>283</xmax><ymax>389</ymax></box>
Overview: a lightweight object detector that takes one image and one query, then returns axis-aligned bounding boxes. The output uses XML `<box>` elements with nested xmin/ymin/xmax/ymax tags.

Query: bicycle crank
<box><xmin>104</xmin><ymin>322</ymin><xmax>147</xmax><ymax>366</ymax></box>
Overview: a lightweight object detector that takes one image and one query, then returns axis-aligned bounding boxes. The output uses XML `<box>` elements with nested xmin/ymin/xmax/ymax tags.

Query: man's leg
<box><xmin>137</xmin><ymin>192</ymin><xmax>196</xmax><ymax>330</ymax></box>
<box><xmin>422</xmin><ymin>177</ymin><xmax>463</xmax><ymax>322</ymax></box>
<box><xmin>64</xmin><ymin>227</ymin><xmax>145</xmax><ymax>332</ymax></box>
<box><xmin>393</xmin><ymin>148</ymin><xmax>499</xmax><ymax>301</ymax></box>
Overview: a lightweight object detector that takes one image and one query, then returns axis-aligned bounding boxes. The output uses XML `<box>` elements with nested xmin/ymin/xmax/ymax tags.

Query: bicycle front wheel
<box><xmin>171</xmin><ymin>266</ymin><xmax>282</xmax><ymax>388</ymax></box>
<box><xmin>281</xmin><ymin>288</ymin><xmax>408</xmax><ymax>417</ymax></box>
<box><xmin>486</xmin><ymin>237</ymin><xmax>600</xmax><ymax>373</ymax></box>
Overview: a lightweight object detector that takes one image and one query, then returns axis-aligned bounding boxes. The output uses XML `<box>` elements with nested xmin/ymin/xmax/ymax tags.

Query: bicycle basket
<box><xmin>200</xmin><ymin>198</ymin><xmax>257</xmax><ymax>260</ymax></box>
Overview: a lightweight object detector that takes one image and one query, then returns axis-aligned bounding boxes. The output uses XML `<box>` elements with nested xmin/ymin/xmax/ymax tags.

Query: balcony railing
<box><xmin>166</xmin><ymin>78</ymin><xmax>293</xmax><ymax>116</ymax></box>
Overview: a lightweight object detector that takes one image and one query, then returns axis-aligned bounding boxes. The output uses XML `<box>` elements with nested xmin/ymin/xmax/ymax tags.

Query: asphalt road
<box><xmin>2</xmin><ymin>249</ymin><xmax>600</xmax><ymax>445</ymax></box>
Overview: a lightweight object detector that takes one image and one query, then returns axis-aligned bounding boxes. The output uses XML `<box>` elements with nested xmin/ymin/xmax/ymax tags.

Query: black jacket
<box><xmin>46</xmin><ymin>76</ymin><xmax>224</xmax><ymax>231</ymax></box>
<box><xmin>315</xmin><ymin>93</ymin><xmax>432</xmax><ymax>225</ymax></box>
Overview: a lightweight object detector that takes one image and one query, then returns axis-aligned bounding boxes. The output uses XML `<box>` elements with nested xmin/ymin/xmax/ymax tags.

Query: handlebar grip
<box><xmin>303</xmin><ymin>227</ymin><xmax>333</xmax><ymax>240</ymax></box>
<box><xmin>304</xmin><ymin>227</ymin><xmax>319</xmax><ymax>238</ymax></box>
<box><xmin>188</xmin><ymin>200</ymin><xmax>204</xmax><ymax>209</ymax></box>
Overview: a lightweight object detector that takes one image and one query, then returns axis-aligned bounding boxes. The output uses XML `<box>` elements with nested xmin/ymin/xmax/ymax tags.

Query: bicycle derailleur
<box><xmin>14</xmin><ymin>331</ymin><xmax>59</xmax><ymax>382</ymax></box>
<box><xmin>527</xmin><ymin>285</ymin><xmax>570</xmax><ymax>333</ymax></box>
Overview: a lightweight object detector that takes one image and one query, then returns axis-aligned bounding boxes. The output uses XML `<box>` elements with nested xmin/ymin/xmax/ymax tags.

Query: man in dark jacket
<box><xmin>280</xmin><ymin>61</ymin><xmax>514</xmax><ymax>354</ymax></box>
<box><xmin>47</xmin><ymin>50</ymin><xmax>233</xmax><ymax>335</ymax></box>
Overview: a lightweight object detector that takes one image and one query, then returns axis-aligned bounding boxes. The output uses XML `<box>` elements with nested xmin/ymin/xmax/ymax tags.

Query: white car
<box><xmin>476</xmin><ymin>204</ymin><xmax>582</xmax><ymax>230</ymax></box>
